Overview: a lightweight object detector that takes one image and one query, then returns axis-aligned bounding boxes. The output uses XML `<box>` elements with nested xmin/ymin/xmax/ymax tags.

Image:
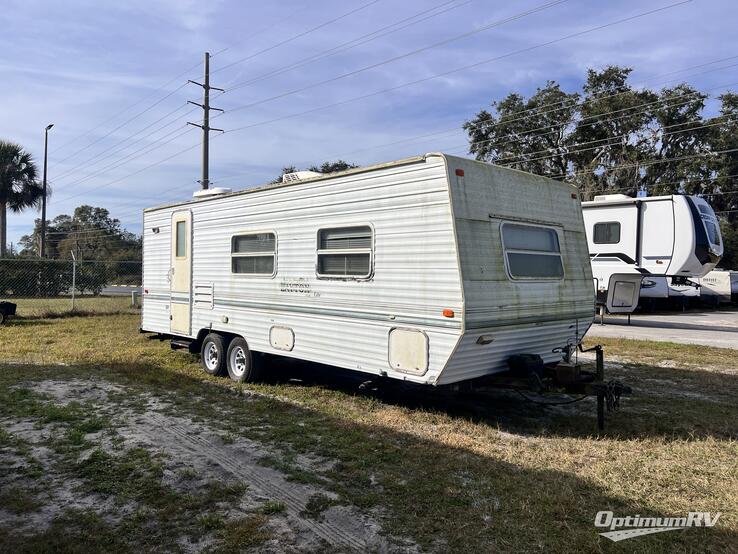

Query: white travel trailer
<box><xmin>582</xmin><ymin>194</ymin><xmax>723</xmax><ymax>313</ymax></box>
<box><xmin>141</xmin><ymin>153</ymin><xmax>596</xmax><ymax>387</ymax></box>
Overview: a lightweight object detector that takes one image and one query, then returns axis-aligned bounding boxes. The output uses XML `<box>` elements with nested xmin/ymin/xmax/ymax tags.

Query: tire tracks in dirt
<box><xmin>144</xmin><ymin>412</ymin><xmax>373</xmax><ymax>551</ymax></box>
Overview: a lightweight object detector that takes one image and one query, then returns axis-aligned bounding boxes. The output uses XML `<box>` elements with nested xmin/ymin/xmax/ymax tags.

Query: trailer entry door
<box><xmin>170</xmin><ymin>211</ymin><xmax>192</xmax><ymax>335</ymax></box>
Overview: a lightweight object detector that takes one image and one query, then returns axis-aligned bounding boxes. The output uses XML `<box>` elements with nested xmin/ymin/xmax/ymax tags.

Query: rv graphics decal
<box><xmin>280</xmin><ymin>278</ymin><xmax>316</xmax><ymax>296</ymax></box>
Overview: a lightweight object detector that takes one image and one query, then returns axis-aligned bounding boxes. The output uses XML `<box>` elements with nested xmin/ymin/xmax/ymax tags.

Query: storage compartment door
<box><xmin>606</xmin><ymin>273</ymin><xmax>643</xmax><ymax>314</ymax></box>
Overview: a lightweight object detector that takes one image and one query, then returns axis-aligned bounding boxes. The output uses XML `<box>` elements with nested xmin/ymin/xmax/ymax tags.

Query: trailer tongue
<box><xmin>475</xmin><ymin>345</ymin><xmax>631</xmax><ymax>430</ymax></box>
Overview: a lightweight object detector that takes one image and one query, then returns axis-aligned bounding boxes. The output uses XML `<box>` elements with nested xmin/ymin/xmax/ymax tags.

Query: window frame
<box><xmin>230</xmin><ymin>230</ymin><xmax>278</xmax><ymax>278</ymax></box>
<box><xmin>315</xmin><ymin>223</ymin><xmax>374</xmax><ymax>280</ymax></box>
<box><xmin>500</xmin><ymin>221</ymin><xmax>565</xmax><ymax>281</ymax></box>
<box><xmin>175</xmin><ymin>220</ymin><xmax>187</xmax><ymax>259</ymax></box>
<box><xmin>593</xmin><ymin>221</ymin><xmax>621</xmax><ymax>245</ymax></box>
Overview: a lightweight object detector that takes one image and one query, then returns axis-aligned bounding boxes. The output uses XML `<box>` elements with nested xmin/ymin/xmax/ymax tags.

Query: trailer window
<box><xmin>175</xmin><ymin>221</ymin><xmax>186</xmax><ymax>258</ymax></box>
<box><xmin>231</xmin><ymin>233</ymin><xmax>276</xmax><ymax>275</ymax></box>
<box><xmin>501</xmin><ymin>223</ymin><xmax>563</xmax><ymax>279</ymax></box>
<box><xmin>704</xmin><ymin>220</ymin><xmax>721</xmax><ymax>246</ymax></box>
<box><xmin>317</xmin><ymin>226</ymin><xmax>372</xmax><ymax>278</ymax></box>
<box><xmin>593</xmin><ymin>222</ymin><xmax>620</xmax><ymax>244</ymax></box>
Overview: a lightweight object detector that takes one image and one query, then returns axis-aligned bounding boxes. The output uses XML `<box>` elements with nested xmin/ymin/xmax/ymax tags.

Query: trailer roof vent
<box><xmin>593</xmin><ymin>194</ymin><xmax>631</xmax><ymax>202</ymax></box>
<box><xmin>192</xmin><ymin>187</ymin><xmax>232</xmax><ymax>199</ymax></box>
<box><xmin>282</xmin><ymin>170</ymin><xmax>322</xmax><ymax>184</ymax></box>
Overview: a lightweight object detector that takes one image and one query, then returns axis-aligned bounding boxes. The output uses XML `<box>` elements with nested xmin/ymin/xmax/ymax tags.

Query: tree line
<box><xmin>464</xmin><ymin>65</ymin><xmax>737</xmax><ymax>267</ymax></box>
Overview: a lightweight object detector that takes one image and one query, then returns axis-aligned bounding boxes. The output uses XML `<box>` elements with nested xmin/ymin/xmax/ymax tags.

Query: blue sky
<box><xmin>2</xmin><ymin>0</ymin><xmax>737</xmax><ymax>247</ymax></box>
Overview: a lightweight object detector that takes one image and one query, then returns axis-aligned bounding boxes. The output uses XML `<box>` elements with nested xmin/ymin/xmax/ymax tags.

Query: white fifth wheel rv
<box><xmin>582</xmin><ymin>194</ymin><xmax>723</xmax><ymax>313</ymax></box>
<box><xmin>141</xmin><ymin>153</ymin><xmax>596</xmax><ymax>386</ymax></box>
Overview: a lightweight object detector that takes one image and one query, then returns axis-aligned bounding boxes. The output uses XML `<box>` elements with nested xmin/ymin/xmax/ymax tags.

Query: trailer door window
<box><xmin>502</xmin><ymin>223</ymin><xmax>564</xmax><ymax>279</ymax></box>
<box><xmin>175</xmin><ymin>221</ymin><xmax>186</xmax><ymax>258</ymax></box>
<box><xmin>231</xmin><ymin>233</ymin><xmax>276</xmax><ymax>275</ymax></box>
<box><xmin>593</xmin><ymin>222</ymin><xmax>621</xmax><ymax>244</ymax></box>
<box><xmin>317</xmin><ymin>226</ymin><xmax>372</xmax><ymax>278</ymax></box>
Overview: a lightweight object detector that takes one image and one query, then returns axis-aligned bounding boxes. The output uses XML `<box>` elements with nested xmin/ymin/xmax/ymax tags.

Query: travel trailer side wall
<box><xmin>141</xmin><ymin>153</ymin><xmax>594</xmax><ymax>386</ymax></box>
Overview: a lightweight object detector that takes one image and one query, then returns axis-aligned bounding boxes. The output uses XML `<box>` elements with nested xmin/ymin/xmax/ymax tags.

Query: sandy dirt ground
<box><xmin>0</xmin><ymin>378</ymin><xmax>406</xmax><ymax>553</ymax></box>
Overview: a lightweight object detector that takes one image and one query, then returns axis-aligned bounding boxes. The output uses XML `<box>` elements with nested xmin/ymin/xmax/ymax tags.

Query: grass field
<box><xmin>0</xmin><ymin>314</ymin><xmax>736</xmax><ymax>552</ymax></box>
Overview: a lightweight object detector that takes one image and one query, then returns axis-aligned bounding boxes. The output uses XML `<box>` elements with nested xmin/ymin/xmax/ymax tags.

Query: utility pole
<box><xmin>40</xmin><ymin>123</ymin><xmax>53</xmax><ymax>257</ymax></box>
<box><xmin>188</xmin><ymin>52</ymin><xmax>224</xmax><ymax>190</ymax></box>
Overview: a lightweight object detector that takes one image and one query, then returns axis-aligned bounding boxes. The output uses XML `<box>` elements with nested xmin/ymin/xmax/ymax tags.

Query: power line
<box><xmin>209</xmin><ymin>3</ymin><xmax>315</xmax><ymax>59</ymax></box>
<box><xmin>212</xmin><ymin>0</ymin><xmax>383</xmax><ymax>76</ymax></box>
<box><xmin>548</xmin><ymin>147</ymin><xmax>738</xmax><ymax>181</ymax></box>
<box><xmin>221</xmin><ymin>0</ymin><xmax>474</xmax><ymax>93</ymax></box>
<box><xmin>41</xmin><ymin>0</ymin><xmax>696</xmax><ymax>237</ymax></box>
<box><xmin>53</xmin><ymin>124</ymin><xmax>197</xmax><ymax>196</ymax></box>
<box><xmin>52</xmin><ymin>102</ymin><xmax>196</xmax><ymax>184</ymax></box>
<box><xmin>218</xmin><ymin>0</ymin><xmax>571</xmax><ymax>117</ymax></box>
<box><xmin>49</xmin><ymin>0</ymin><xmax>546</xmax><ymax>195</ymax></box>
<box><xmin>44</xmin><ymin>0</ymin><xmax>559</xmax><ymax>201</ymax></box>
<box><xmin>56</xmin><ymin>78</ymin><xmax>737</xmax><ymax>225</ymax></box>
<box><xmin>52</xmin><ymin>127</ymin><xmax>200</xmax><ymax>205</ymax></box>
<box><xmin>47</xmin><ymin>2</ymin><xmax>379</xmax><ymax>183</ymax></box>
<box><xmin>48</xmin><ymin>1</ymin><xmax>471</xmax><ymax>194</ymax></box>
<box><xmin>219</xmin><ymin>1</ymin><xmax>694</xmax><ymax>137</ymax></box>
<box><xmin>52</xmin><ymin>81</ymin><xmax>191</xmax><ymax>167</ymax></box>
<box><xmin>462</xmin><ymin>115</ymin><xmax>737</xmax><ymax>168</ymax></box>
<box><xmin>250</xmin><ymin>55</ymin><xmax>738</xmax><ymax>175</ymax></box>
<box><xmin>50</xmin><ymin>63</ymin><xmax>202</xmax><ymax>156</ymax></box>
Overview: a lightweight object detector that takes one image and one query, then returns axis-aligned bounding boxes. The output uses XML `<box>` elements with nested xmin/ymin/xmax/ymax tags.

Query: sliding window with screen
<box><xmin>501</xmin><ymin>223</ymin><xmax>564</xmax><ymax>280</ymax></box>
<box><xmin>317</xmin><ymin>225</ymin><xmax>373</xmax><ymax>279</ymax></box>
<box><xmin>231</xmin><ymin>232</ymin><xmax>276</xmax><ymax>276</ymax></box>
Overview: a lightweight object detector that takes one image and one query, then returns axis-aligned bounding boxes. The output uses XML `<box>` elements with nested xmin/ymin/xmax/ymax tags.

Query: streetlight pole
<box><xmin>40</xmin><ymin>123</ymin><xmax>53</xmax><ymax>258</ymax></box>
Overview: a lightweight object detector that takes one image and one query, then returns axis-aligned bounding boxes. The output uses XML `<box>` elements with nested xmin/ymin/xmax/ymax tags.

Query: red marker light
<box><xmin>455</xmin><ymin>169</ymin><xmax>464</xmax><ymax>176</ymax></box>
<box><xmin>571</xmin><ymin>193</ymin><xmax>577</xmax><ymax>199</ymax></box>
<box><xmin>443</xmin><ymin>309</ymin><xmax>455</xmax><ymax>318</ymax></box>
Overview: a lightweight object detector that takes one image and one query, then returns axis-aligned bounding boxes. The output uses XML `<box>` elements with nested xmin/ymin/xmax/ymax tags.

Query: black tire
<box><xmin>200</xmin><ymin>333</ymin><xmax>227</xmax><ymax>376</ymax></box>
<box><xmin>226</xmin><ymin>337</ymin><xmax>261</xmax><ymax>383</ymax></box>
<box><xmin>0</xmin><ymin>312</ymin><xmax>4</xmax><ymax>325</ymax></box>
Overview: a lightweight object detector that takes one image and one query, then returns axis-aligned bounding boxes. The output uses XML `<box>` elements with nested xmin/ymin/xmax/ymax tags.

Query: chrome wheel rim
<box><xmin>230</xmin><ymin>346</ymin><xmax>247</xmax><ymax>377</ymax></box>
<box><xmin>204</xmin><ymin>342</ymin><xmax>219</xmax><ymax>371</ymax></box>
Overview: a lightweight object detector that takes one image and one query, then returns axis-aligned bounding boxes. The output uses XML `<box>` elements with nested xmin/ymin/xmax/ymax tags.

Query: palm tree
<box><xmin>0</xmin><ymin>141</ymin><xmax>44</xmax><ymax>257</ymax></box>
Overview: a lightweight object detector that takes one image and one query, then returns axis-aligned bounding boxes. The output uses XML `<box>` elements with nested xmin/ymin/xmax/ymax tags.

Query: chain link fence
<box><xmin>0</xmin><ymin>259</ymin><xmax>142</xmax><ymax>319</ymax></box>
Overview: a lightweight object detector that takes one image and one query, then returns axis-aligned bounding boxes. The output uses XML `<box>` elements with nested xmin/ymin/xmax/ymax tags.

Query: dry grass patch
<box><xmin>1</xmin><ymin>313</ymin><xmax>737</xmax><ymax>552</ymax></box>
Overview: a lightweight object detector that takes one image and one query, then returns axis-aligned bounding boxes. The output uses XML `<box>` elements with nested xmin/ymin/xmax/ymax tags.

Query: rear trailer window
<box><xmin>502</xmin><ymin>223</ymin><xmax>564</xmax><ymax>279</ymax></box>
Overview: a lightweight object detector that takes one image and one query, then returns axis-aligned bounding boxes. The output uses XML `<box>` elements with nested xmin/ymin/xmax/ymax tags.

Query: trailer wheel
<box><xmin>201</xmin><ymin>333</ymin><xmax>227</xmax><ymax>376</ymax></box>
<box><xmin>226</xmin><ymin>337</ymin><xmax>259</xmax><ymax>383</ymax></box>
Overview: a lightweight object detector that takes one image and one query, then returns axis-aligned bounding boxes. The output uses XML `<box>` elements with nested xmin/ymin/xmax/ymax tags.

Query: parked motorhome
<box><xmin>141</xmin><ymin>153</ymin><xmax>596</xmax><ymax>386</ymax></box>
<box><xmin>582</xmin><ymin>194</ymin><xmax>723</xmax><ymax>313</ymax></box>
